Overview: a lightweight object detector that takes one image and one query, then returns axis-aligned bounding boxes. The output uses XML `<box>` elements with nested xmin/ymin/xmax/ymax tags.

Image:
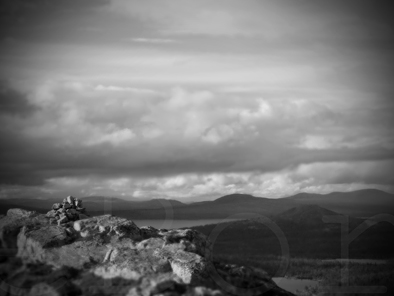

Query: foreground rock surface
<box><xmin>0</xmin><ymin>208</ymin><xmax>294</xmax><ymax>296</ymax></box>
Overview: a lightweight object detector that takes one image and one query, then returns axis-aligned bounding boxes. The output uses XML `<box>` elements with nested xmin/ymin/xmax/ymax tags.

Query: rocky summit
<box><xmin>0</xmin><ymin>206</ymin><xmax>294</xmax><ymax>296</ymax></box>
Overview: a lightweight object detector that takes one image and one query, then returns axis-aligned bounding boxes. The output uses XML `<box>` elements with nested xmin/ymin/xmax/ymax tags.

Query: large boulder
<box><xmin>73</xmin><ymin>215</ymin><xmax>141</xmax><ymax>240</ymax></box>
<box><xmin>168</xmin><ymin>251</ymin><xmax>209</xmax><ymax>285</ymax></box>
<box><xmin>7</xmin><ymin>208</ymin><xmax>39</xmax><ymax>219</ymax></box>
<box><xmin>162</xmin><ymin>229</ymin><xmax>212</xmax><ymax>257</ymax></box>
<box><xmin>0</xmin><ymin>210</ymin><xmax>47</xmax><ymax>252</ymax></box>
<box><xmin>17</xmin><ymin>225</ymin><xmax>71</xmax><ymax>264</ymax></box>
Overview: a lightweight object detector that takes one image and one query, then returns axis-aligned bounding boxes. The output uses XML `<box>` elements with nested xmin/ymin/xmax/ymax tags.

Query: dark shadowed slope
<box><xmin>284</xmin><ymin>189</ymin><xmax>394</xmax><ymax>216</ymax></box>
<box><xmin>287</xmin><ymin>189</ymin><xmax>394</xmax><ymax>204</ymax></box>
<box><xmin>273</xmin><ymin>204</ymin><xmax>340</xmax><ymax>225</ymax></box>
<box><xmin>192</xmin><ymin>204</ymin><xmax>394</xmax><ymax>263</ymax></box>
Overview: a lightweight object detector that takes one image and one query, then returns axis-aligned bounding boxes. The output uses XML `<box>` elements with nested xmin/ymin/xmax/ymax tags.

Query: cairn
<box><xmin>46</xmin><ymin>195</ymin><xmax>89</xmax><ymax>225</ymax></box>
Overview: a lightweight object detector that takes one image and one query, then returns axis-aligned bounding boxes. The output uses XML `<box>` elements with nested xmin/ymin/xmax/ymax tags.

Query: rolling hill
<box><xmin>284</xmin><ymin>189</ymin><xmax>394</xmax><ymax>216</ymax></box>
<box><xmin>1</xmin><ymin>189</ymin><xmax>393</xmax><ymax>219</ymax></box>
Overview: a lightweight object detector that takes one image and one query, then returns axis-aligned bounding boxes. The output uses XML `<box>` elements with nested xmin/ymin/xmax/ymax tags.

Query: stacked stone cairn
<box><xmin>45</xmin><ymin>195</ymin><xmax>89</xmax><ymax>225</ymax></box>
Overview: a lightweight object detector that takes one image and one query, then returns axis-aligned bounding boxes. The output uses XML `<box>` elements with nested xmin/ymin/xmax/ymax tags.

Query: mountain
<box><xmin>212</xmin><ymin>193</ymin><xmax>259</xmax><ymax>203</ymax></box>
<box><xmin>0</xmin><ymin>208</ymin><xmax>294</xmax><ymax>296</ymax></box>
<box><xmin>113</xmin><ymin>193</ymin><xmax>298</xmax><ymax>220</ymax></box>
<box><xmin>1</xmin><ymin>189</ymin><xmax>393</xmax><ymax>219</ymax></box>
<box><xmin>287</xmin><ymin>189</ymin><xmax>394</xmax><ymax>204</ymax></box>
<box><xmin>285</xmin><ymin>189</ymin><xmax>394</xmax><ymax>216</ymax></box>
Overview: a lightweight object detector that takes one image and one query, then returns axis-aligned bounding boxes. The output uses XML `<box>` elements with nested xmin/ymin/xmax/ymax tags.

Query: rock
<box><xmin>76</xmin><ymin>207</ymin><xmax>86</xmax><ymax>213</ymax></box>
<box><xmin>46</xmin><ymin>210</ymin><xmax>57</xmax><ymax>218</ymax></box>
<box><xmin>52</xmin><ymin>203</ymin><xmax>62</xmax><ymax>210</ymax></box>
<box><xmin>28</xmin><ymin>283</ymin><xmax>60</xmax><ymax>296</ymax></box>
<box><xmin>65</xmin><ymin>227</ymin><xmax>76</xmax><ymax>236</ymax></box>
<box><xmin>75</xmin><ymin>199</ymin><xmax>83</xmax><ymax>208</ymax></box>
<box><xmin>169</xmin><ymin>251</ymin><xmax>208</xmax><ymax>285</ymax></box>
<box><xmin>162</xmin><ymin>228</ymin><xmax>211</xmax><ymax>257</ymax></box>
<box><xmin>0</xmin><ymin>212</ymin><xmax>47</xmax><ymax>251</ymax></box>
<box><xmin>66</xmin><ymin>195</ymin><xmax>75</xmax><ymax>205</ymax></box>
<box><xmin>136</xmin><ymin>237</ymin><xmax>164</xmax><ymax>250</ymax></box>
<box><xmin>7</xmin><ymin>208</ymin><xmax>38</xmax><ymax>219</ymax></box>
<box><xmin>17</xmin><ymin>225</ymin><xmax>70</xmax><ymax>263</ymax></box>
<box><xmin>65</xmin><ymin>212</ymin><xmax>77</xmax><ymax>221</ymax></box>
<box><xmin>140</xmin><ymin>225</ymin><xmax>160</xmax><ymax>239</ymax></box>
<box><xmin>57</xmin><ymin>216</ymin><xmax>69</xmax><ymax>225</ymax></box>
<box><xmin>185</xmin><ymin>287</ymin><xmax>223</xmax><ymax>296</ymax></box>
<box><xmin>63</xmin><ymin>203</ymin><xmax>71</xmax><ymax>209</ymax></box>
<box><xmin>73</xmin><ymin>215</ymin><xmax>141</xmax><ymax>240</ymax></box>
<box><xmin>0</xmin><ymin>209</ymin><xmax>295</xmax><ymax>296</ymax></box>
<box><xmin>67</xmin><ymin>209</ymin><xmax>78</xmax><ymax>215</ymax></box>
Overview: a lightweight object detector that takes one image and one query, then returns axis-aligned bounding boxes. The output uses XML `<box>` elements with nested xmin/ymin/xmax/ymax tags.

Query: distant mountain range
<box><xmin>1</xmin><ymin>189</ymin><xmax>393</xmax><ymax>219</ymax></box>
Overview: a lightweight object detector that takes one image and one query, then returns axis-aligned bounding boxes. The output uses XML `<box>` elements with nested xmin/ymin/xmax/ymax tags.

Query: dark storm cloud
<box><xmin>1</xmin><ymin>83</ymin><xmax>393</xmax><ymax>187</ymax></box>
<box><xmin>0</xmin><ymin>81</ymin><xmax>38</xmax><ymax>116</ymax></box>
<box><xmin>0</xmin><ymin>0</ymin><xmax>111</xmax><ymax>44</ymax></box>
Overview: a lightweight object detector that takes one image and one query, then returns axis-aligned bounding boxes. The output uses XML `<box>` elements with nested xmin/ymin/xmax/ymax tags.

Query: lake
<box><xmin>133</xmin><ymin>219</ymin><xmax>241</xmax><ymax>229</ymax></box>
<box><xmin>273</xmin><ymin>277</ymin><xmax>319</xmax><ymax>294</ymax></box>
<box><xmin>133</xmin><ymin>219</ymin><xmax>240</xmax><ymax>229</ymax></box>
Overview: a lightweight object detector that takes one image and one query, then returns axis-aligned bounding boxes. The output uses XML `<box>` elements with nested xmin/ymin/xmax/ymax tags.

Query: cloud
<box><xmin>1</xmin><ymin>0</ymin><xmax>394</xmax><ymax>199</ymax></box>
<box><xmin>3</xmin><ymin>160</ymin><xmax>393</xmax><ymax>201</ymax></box>
<box><xmin>291</xmin><ymin>161</ymin><xmax>394</xmax><ymax>187</ymax></box>
<box><xmin>0</xmin><ymin>0</ymin><xmax>111</xmax><ymax>44</ymax></box>
<box><xmin>131</xmin><ymin>38</ymin><xmax>176</xmax><ymax>43</ymax></box>
<box><xmin>94</xmin><ymin>84</ymin><xmax>158</xmax><ymax>94</ymax></box>
<box><xmin>0</xmin><ymin>79</ymin><xmax>393</xmax><ymax>193</ymax></box>
<box><xmin>0</xmin><ymin>80</ymin><xmax>38</xmax><ymax>116</ymax></box>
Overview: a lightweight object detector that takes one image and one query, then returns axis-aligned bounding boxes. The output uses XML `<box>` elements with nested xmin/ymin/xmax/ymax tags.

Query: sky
<box><xmin>1</xmin><ymin>0</ymin><xmax>394</xmax><ymax>201</ymax></box>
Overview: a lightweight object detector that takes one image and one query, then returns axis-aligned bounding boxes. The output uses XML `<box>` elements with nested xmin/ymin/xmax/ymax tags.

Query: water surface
<box><xmin>273</xmin><ymin>277</ymin><xmax>319</xmax><ymax>294</ymax></box>
<box><xmin>133</xmin><ymin>219</ymin><xmax>241</xmax><ymax>229</ymax></box>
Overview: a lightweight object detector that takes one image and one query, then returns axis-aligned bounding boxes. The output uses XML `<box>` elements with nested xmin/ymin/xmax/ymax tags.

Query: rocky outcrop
<box><xmin>0</xmin><ymin>207</ymin><xmax>295</xmax><ymax>296</ymax></box>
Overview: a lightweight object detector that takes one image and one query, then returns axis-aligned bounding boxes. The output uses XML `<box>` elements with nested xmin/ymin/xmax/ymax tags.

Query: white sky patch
<box><xmin>85</xmin><ymin>127</ymin><xmax>136</xmax><ymax>146</ymax></box>
<box><xmin>161</xmin><ymin>176</ymin><xmax>187</xmax><ymax>189</ymax></box>
<box><xmin>131</xmin><ymin>38</ymin><xmax>176</xmax><ymax>43</ymax></box>
<box><xmin>239</xmin><ymin>99</ymin><xmax>273</xmax><ymax>124</ymax></box>
<box><xmin>298</xmin><ymin>135</ymin><xmax>342</xmax><ymax>150</ymax></box>
<box><xmin>202</xmin><ymin>124</ymin><xmax>235</xmax><ymax>144</ymax></box>
<box><xmin>95</xmin><ymin>84</ymin><xmax>158</xmax><ymax>94</ymax></box>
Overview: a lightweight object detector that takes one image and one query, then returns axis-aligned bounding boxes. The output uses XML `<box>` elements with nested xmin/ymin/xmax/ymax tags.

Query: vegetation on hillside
<box><xmin>192</xmin><ymin>206</ymin><xmax>394</xmax><ymax>295</ymax></box>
